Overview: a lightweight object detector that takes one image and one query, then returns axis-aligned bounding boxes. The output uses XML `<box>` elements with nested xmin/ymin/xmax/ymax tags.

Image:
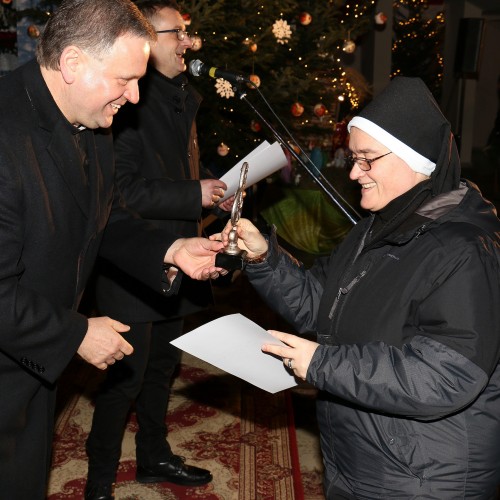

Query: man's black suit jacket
<box><xmin>0</xmin><ymin>59</ymin><xmax>179</xmax><ymax>470</ymax></box>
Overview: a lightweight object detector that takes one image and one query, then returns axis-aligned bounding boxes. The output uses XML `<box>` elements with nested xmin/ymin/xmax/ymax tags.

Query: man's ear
<box><xmin>59</xmin><ymin>46</ymin><xmax>82</xmax><ymax>84</ymax></box>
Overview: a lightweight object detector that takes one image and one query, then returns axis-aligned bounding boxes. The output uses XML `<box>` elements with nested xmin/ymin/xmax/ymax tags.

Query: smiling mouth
<box><xmin>110</xmin><ymin>103</ymin><xmax>121</xmax><ymax>112</ymax></box>
<box><xmin>361</xmin><ymin>182</ymin><xmax>376</xmax><ymax>190</ymax></box>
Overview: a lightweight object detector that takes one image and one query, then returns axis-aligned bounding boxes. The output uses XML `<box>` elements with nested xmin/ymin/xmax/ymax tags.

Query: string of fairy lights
<box><xmin>153</xmin><ymin>0</ymin><xmax>445</xmax><ymax>159</ymax></box>
<box><xmin>391</xmin><ymin>0</ymin><xmax>445</xmax><ymax>84</ymax></box>
<box><xmin>185</xmin><ymin>0</ymin><xmax>381</xmax><ymax>157</ymax></box>
<box><xmin>181</xmin><ymin>0</ymin><xmax>446</xmax><ymax>160</ymax></box>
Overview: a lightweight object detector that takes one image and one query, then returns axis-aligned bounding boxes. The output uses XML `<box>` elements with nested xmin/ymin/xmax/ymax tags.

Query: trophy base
<box><xmin>215</xmin><ymin>250</ymin><xmax>247</xmax><ymax>271</ymax></box>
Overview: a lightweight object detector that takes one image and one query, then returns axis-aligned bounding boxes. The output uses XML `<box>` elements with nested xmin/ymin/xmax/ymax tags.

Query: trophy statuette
<box><xmin>215</xmin><ymin>162</ymin><xmax>249</xmax><ymax>270</ymax></box>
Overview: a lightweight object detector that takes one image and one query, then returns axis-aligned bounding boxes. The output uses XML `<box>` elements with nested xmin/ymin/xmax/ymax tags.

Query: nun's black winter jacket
<box><xmin>245</xmin><ymin>180</ymin><xmax>500</xmax><ymax>498</ymax></box>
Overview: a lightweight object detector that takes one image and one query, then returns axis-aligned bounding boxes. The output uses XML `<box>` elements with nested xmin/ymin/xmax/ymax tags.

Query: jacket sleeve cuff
<box><xmin>161</xmin><ymin>264</ymin><xmax>182</xmax><ymax>295</ymax></box>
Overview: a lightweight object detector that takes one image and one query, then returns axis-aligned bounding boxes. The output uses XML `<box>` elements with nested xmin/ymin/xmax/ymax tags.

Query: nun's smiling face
<box><xmin>348</xmin><ymin>127</ymin><xmax>429</xmax><ymax>212</ymax></box>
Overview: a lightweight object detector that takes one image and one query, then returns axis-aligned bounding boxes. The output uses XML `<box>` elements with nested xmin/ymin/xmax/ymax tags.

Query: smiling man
<box><xmin>37</xmin><ymin>1</ymin><xmax>152</xmax><ymax>130</ymax></box>
<box><xmin>0</xmin><ymin>0</ymin><xmax>225</xmax><ymax>498</ymax></box>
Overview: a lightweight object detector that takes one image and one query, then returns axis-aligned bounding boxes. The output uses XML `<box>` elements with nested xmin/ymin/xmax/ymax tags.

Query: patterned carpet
<box><xmin>47</xmin><ymin>272</ymin><xmax>325</xmax><ymax>499</ymax></box>
<box><xmin>47</xmin><ymin>356</ymin><xmax>325</xmax><ymax>499</ymax></box>
<box><xmin>48</xmin><ymin>353</ymin><xmax>307</xmax><ymax>499</ymax></box>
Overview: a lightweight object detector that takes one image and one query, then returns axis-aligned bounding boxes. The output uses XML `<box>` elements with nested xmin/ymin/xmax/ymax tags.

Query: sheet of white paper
<box><xmin>219</xmin><ymin>141</ymin><xmax>288</xmax><ymax>201</ymax></box>
<box><xmin>171</xmin><ymin>313</ymin><xmax>298</xmax><ymax>393</ymax></box>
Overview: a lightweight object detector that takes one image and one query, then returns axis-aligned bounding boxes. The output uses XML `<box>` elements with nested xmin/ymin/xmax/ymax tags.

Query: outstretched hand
<box><xmin>262</xmin><ymin>330</ymin><xmax>319</xmax><ymax>381</ymax></box>
<box><xmin>165</xmin><ymin>237</ymin><xmax>227</xmax><ymax>280</ymax></box>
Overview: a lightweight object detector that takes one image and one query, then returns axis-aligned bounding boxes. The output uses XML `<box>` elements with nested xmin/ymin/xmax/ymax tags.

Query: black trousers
<box><xmin>85</xmin><ymin>318</ymin><xmax>183</xmax><ymax>483</ymax></box>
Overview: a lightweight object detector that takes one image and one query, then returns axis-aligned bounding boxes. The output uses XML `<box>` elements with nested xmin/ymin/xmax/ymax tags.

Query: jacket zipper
<box><xmin>414</xmin><ymin>224</ymin><xmax>427</xmax><ymax>238</ymax></box>
<box><xmin>327</xmin><ymin>222</ymin><xmax>427</xmax><ymax>321</ymax></box>
<box><xmin>328</xmin><ymin>270</ymin><xmax>367</xmax><ymax>319</ymax></box>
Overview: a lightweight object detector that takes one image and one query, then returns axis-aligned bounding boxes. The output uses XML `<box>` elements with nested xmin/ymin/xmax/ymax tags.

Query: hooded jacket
<box><xmin>244</xmin><ymin>78</ymin><xmax>500</xmax><ymax>498</ymax></box>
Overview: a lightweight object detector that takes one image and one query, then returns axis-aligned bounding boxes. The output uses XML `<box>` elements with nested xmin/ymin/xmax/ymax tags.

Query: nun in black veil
<box><xmin>213</xmin><ymin>77</ymin><xmax>500</xmax><ymax>499</ymax></box>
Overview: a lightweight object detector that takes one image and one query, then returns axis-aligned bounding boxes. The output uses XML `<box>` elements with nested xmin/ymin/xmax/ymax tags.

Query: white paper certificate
<box><xmin>171</xmin><ymin>313</ymin><xmax>298</xmax><ymax>393</ymax></box>
<box><xmin>219</xmin><ymin>141</ymin><xmax>288</xmax><ymax>201</ymax></box>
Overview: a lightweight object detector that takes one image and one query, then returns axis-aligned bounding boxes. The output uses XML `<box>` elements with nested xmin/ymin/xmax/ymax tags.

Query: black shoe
<box><xmin>136</xmin><ymin>455</ymin><xmax>212</xmax><ymax>486</ymax></box>
<box><xmin>84</xmin><ymin>481</ymin><xmax>115</xmax><ymax>500</ymax></box>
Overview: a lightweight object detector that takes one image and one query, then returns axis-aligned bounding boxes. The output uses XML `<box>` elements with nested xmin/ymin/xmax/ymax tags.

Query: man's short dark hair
<box><xmin>36</xmin><ymin>0</ymin><xmax>157</xmax><ymax>70</ymax></box>
<box><xmin>134</xmin><ymin>0</ymin><xmax>181</xmax><ymax>20</ymax></box>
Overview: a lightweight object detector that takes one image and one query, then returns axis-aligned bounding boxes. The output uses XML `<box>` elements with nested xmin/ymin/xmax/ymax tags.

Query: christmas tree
<box><xmin>2</xmin><ymin>0</ymin><xmax>446</xmax><ymax>168</ymax></box>
<box><xmin>0</xmin><ymin>0</ymin><xmax>17</xmax><ymax>73</ymax></box>
<box><xmin>178</xmin><ymin>0</ymin><xmax>377</xmax><ymax>173</ymax></box>
<box><xmin>391</xmin><ymin>0</ymin><xmax>445</xmax><ymax>99</ymax></box>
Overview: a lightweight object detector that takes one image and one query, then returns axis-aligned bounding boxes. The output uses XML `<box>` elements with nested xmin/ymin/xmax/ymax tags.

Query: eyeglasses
<box><xmin>344</xmin><ymin>151</ymin><xmax>392</xmax><ymax>171</ymax></box>
<box><xmin>156</xmin><ymin>28</ymin><xmax>190</xmax><ymax>41</ymax></box>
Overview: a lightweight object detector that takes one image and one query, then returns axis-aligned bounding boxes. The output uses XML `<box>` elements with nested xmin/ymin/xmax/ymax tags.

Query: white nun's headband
<box><xmin>348</xmin><ymin>116</ymin><xmax>436</xmax><ymax>176</ymax></box>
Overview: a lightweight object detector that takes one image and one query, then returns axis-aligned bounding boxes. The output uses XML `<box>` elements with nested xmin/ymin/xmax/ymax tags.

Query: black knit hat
<box><xmin>348</xmin><ymin>77</ymin><xmax>461</xmax><ymax>195</ymax></box>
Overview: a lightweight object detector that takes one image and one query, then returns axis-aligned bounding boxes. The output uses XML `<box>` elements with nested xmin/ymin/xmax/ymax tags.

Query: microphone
<box><xmin>188</xmin><ymin>59</ymin><xmax>250</xmax><ymax>84</ymax></box>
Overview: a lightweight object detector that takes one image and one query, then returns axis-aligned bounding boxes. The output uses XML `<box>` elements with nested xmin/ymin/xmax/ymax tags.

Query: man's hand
<box><xmin>77</xmin><ymin>317</ymin><xmax>133</xmax><ymax>370</ymax></box>
<box><xmin>165</xmin><ymin>237</ymin><xmax>226</xmax><ymax>280</ymax></box>
<box><xmin>218</xmin><ymin>194</ymin><xmax>236</xmax><ymax>212</ymax></box>
<box><xmin>201</xmin><ymin>179</ymin><xmax>227</xmax><ymax>209</ymax></box>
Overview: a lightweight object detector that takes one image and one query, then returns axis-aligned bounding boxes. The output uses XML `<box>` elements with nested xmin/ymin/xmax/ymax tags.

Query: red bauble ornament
<box><xmin>181</xmin><ymin>13</ymin><xmax>192</xmax><ymax>26</ymax></box>
<box><xmin>27</xmin><ymin>25</ymin><xmax>40</xmax><ymax>39</ymax></box>
<box><xmin>217</xmin><ymin>143</ymin><xmax>230</xmax><ymax>156</ymax></box>
<box><xmin>250</xmin><ymin>120</ymin><xmax>262</xmax><ymax>132</ymax></box>
<box><xmin>375</xmin><ymin>12</ymin><xmax>387</xmax><ymax>25</ymax></box>
<box><xmin>299</xmin><ymin>12</ymin><xmax>312</xmax><ymax>26</ymax></box>
<box><xmin>332</xmin><ymin>121</ymin><xmax>348</xmax><ymax>149</ymax></box>
<box><xmin>291</xmin><ymin>102</ymin><xmax>305</xmax><ymax>117</ymax></box>
<box><xmin>313</xmin><ymin>103</ymin><xmax>327</xmax><ymax>117</ymax></box>
<box><xmin>243</xmin><ymin>39</ymin><xmax>258</xmax><ymax>52</ymax></box>
<box><xmin>247</xmin><ymin>74</ymin><xmax>261</xmax><ymax>89</ymax></box>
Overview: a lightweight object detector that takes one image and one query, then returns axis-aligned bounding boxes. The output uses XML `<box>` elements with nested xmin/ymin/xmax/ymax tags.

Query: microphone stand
<box><xmin>233</xmin><ymin>85</ymin><xmax>360</xmax><ymax>225</ymax></box>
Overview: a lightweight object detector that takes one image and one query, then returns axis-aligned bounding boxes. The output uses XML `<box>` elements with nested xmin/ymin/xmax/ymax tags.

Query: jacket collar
<box><xmin>22</xmin><ymin>59</ymin><xmax>96</xmax><ymax>218</ymax></box>
<box><xmin>366</xmin><ymin>181</ymin><xmax>472</xmax><ymax>248</ymax></box>
<box><xmin>416</xmin><ymin>181</ymin><xmax>469</xmax><ymax>220</ymax></box>
<box><xmin>22</xmin><ymin>59</ymin><xmax>72</xmax><ymax>134</ymax></box>
<box><xmin>141</xmin><ymin>67</ymin><xmax>202</xmax><ymax>113</ymax></box>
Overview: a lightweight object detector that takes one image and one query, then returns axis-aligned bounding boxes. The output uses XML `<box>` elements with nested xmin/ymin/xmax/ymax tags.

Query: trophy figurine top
<box><xmin>215</xmin><ymin>162</ymin><xmax>249</xmax><ymax>269</ymax></box>
<box><xmin>226</xmin><ymin>161</ymin><xmax>248</xmax><ymax>255</ymax></box>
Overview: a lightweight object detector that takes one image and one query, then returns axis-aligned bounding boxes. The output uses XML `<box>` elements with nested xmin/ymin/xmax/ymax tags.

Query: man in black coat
<box><xmin>0</xmin><ymin>1</ymin><xmax>225</xmax><ymax>498</ymax></box>
<box><xmin>84</xmin><ymin>1</ymin><xmax>232</xmax><ymax>499</ymax></box>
